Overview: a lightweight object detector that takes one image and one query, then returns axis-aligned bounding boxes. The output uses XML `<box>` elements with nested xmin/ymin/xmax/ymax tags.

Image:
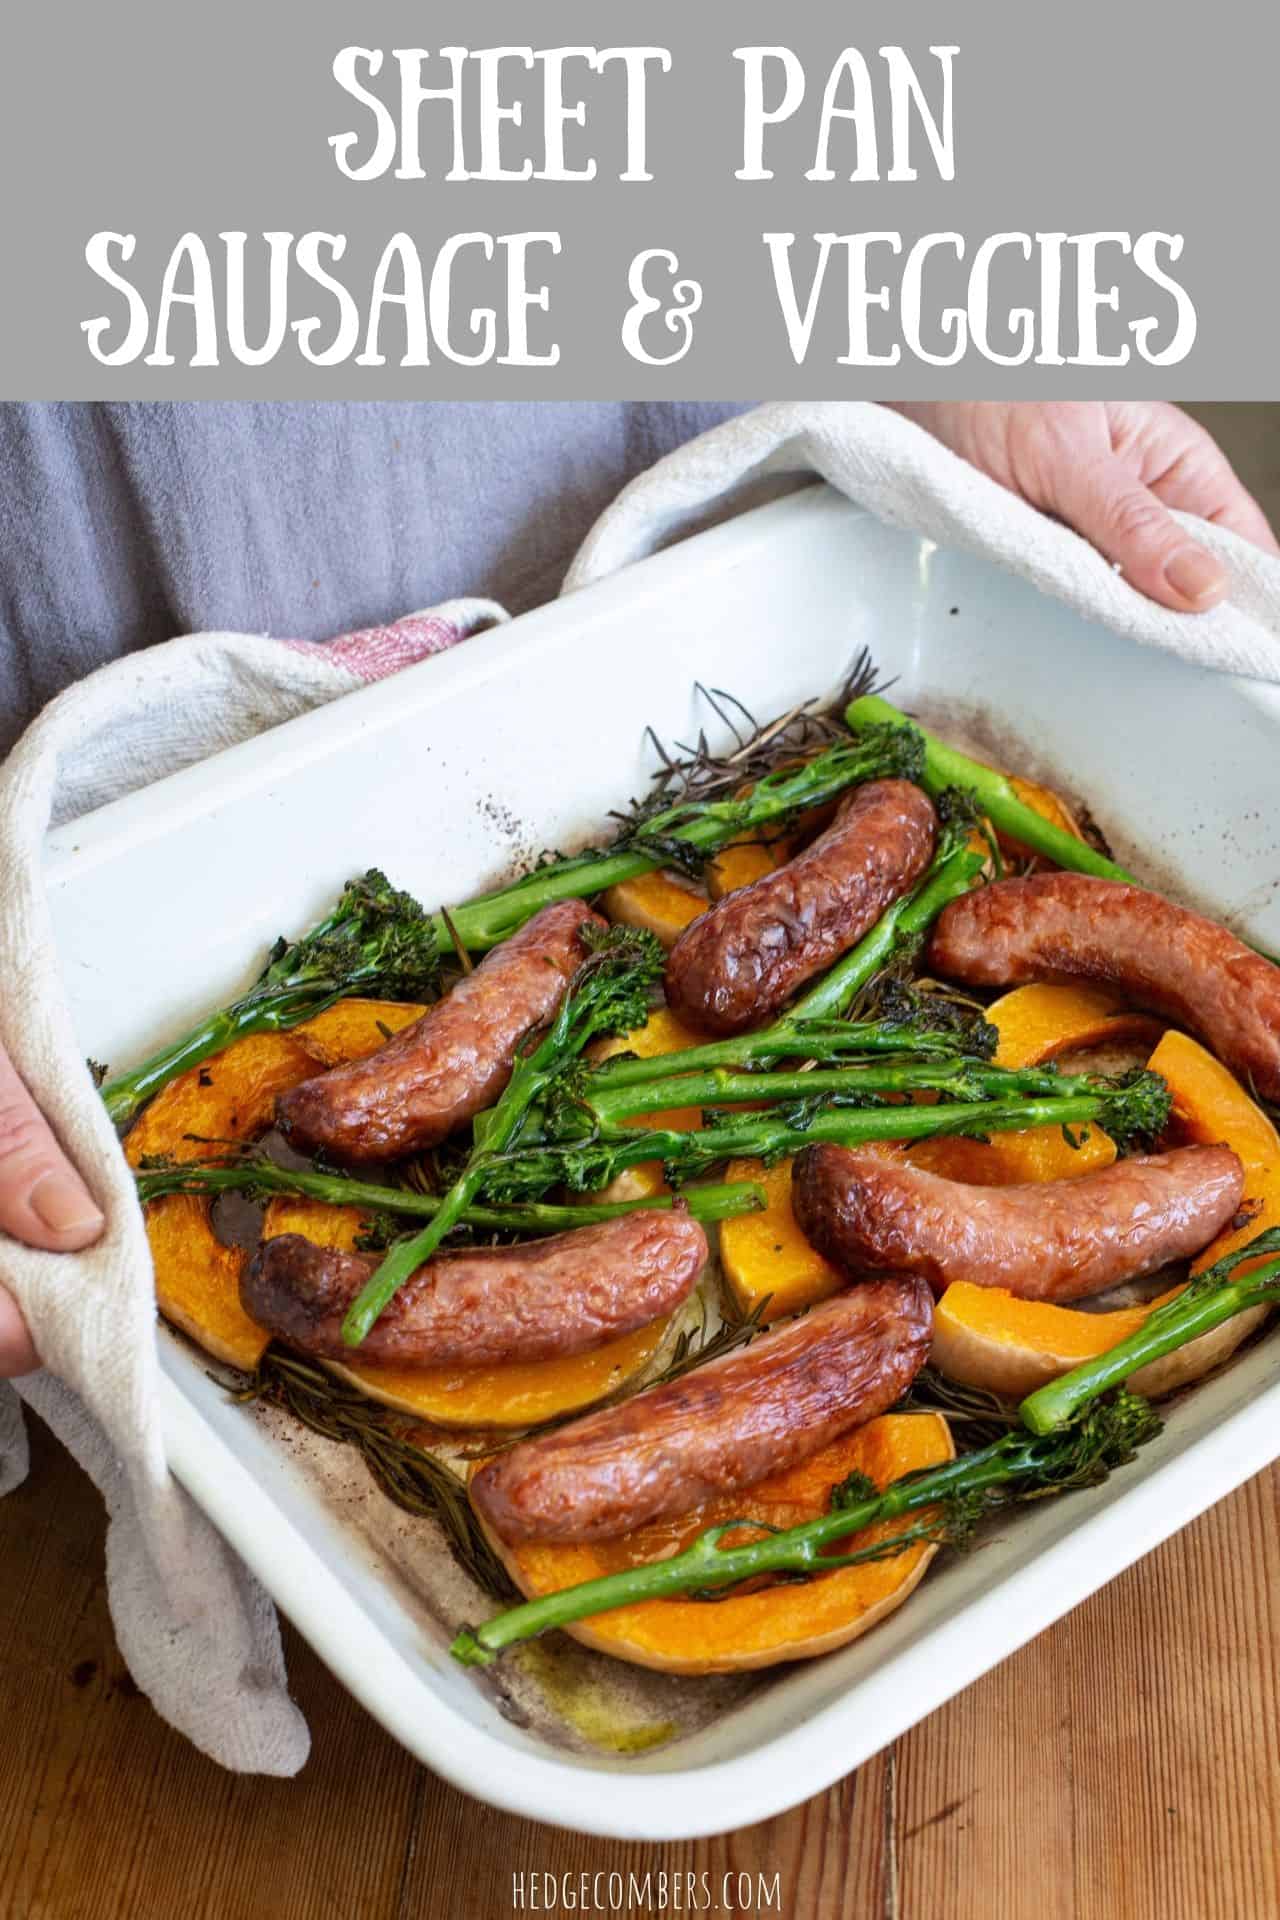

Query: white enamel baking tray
<box><xmin>43</xmin><ymin>486</ymin><xmax>1280</xmax><ymax>1839</ymax></box>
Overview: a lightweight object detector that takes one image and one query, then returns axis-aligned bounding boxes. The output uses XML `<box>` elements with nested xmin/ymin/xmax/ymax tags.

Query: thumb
<box><xmin>0</xmin><ymin>1044</ymin><xmax>106</xmax><ymax>1376</ymax></box>
<box><xmin>1049</xmin><ymin>455</ymin><xmax>1230</xmax><ymax>614</ymax></box>
<box><xmin>0</xmin><ymin>1044</ymin><xmax>104</xmax><ymax>1254</ymax></box>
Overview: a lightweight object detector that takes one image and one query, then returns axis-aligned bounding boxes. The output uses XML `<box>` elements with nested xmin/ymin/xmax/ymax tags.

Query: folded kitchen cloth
<box><xmin>0</xmin><ymin>599</ymin><xmax>504</xmax><ymax>1776</ymax></box>
<box><xmin>565</xmin><ymin>400</ymin><xmax>1280</xmax><ymax>682</ymax></box>
<box><xmin>4</xmin><ymin>397</ymin><xmax>1280</xmax><ymax>1782</ymax></box>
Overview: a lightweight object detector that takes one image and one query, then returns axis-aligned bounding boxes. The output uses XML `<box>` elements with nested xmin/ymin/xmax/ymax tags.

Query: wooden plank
<box><xmin>4</xmin><ymin>1408</ymin><xmax>1280</xmax><ymax>1919</ymax></box>
<box><xmin>895</xmin><ymin>1470</ymin><xmax>1280</xmax><ymax>1920</ymax></box>
<box><xmin>0</xmin><ymin>1411</ymin><xmax>422</xmax><ymax>1920</ymax></box>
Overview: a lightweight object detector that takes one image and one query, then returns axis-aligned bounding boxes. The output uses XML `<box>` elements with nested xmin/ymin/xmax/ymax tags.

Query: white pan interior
<box><xmin>44</xmin><ymin>486</ymin><xmax>1280</xmax><ymax>1837</ymax></box>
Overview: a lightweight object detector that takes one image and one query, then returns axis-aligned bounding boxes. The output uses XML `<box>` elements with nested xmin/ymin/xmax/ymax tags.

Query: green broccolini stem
<box><xmin>101</xmin><ymin>728</ymin><xmax>921</xmax><ymax>1129</ymax></box>
<box><xmin>588</xmin><ymin>1013</ymin><xmax>986</xmax><ymax>1094</ymax></box>
<box><xmin>584</xmin><ymin>1057</ymin><xmax>1093</xmax><ymax>1127</ymax></box>
<box><xmin>450</xmin><ymin>1390</ymin><xmax>1160</xmax><ymax>1664</ymax></box>
<box><xmin>845</xmin><ymin>694</ymin><xmax>1138</xmax><ymax>886</ymax></box>
<box><xmin>104</xmin><ymin>1002</ymin><xmax>268</xmax><ymax>1131</ymax></box>
<box><xmin>1020</xmin><ymin>1229</ymin><xmax>1280</xmax><ymax>1434</ymax></box>
<box><xmin>101</xmin><ymin>870</ymin><xmax>442</xmax><ymax>1132</ymax></box>
<box><xmin>428</xmin><ymin>725</ymin><xmax>923</xmax><ymax>953</ymax></box>
<box><xmin>133</xmin><ymin>1156</ymin><xmax>763</xmax><ymax>1230</ymax></box>
<box><xmin>626</xmin><ymin>1086</ymin><xmax>1146</xmax><ymax>1167</ymax></box>
<box><xmin>490</xmin><ymin>1072</ymin><xmax>1171</xmax><ymax>1199</ymax></box>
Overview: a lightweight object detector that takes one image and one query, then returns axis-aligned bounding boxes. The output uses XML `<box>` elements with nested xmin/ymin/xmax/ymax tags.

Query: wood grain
<box><xmin>3</xmin><ymin>1406</ymin><xmax>1279</xmax><ymax>1920</ymax></box>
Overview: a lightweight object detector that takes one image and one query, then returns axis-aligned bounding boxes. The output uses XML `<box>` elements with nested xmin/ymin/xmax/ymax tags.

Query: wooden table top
<box><xmin>3</xmin><ymin>1405</ymin><xmax>1278</xmax><ymax>1920</ymax></box>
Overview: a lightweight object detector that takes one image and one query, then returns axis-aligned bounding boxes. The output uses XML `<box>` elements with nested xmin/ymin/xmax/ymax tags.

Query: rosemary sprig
<box><xmin>614</xmin><ymin>651</ymin><xmax>886</xmax><ymax>846</ymax></box>
<box><xmin>232</xmin><ymin>1349</ymin><xmax>515</xmax><ymax>1602</ymax></box>
<box><xmin>896</xmin><ymin>1365</ymin><xmax>1024</xmax><ymax>1447</ymax></box>
<box><xmin>641</xmin><ymin>1287</ymin><xmax>771</xmax><ymax>1392</ymax></box>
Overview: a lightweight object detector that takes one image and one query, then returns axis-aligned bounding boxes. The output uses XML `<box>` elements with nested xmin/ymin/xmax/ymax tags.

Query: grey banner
<box><xmin>3</xmin><ymin>0</ymin><xmax>1275</xmax><ymax>396</ymax></box>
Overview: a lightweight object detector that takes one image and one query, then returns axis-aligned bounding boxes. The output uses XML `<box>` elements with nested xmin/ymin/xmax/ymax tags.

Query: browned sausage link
<box><xmin>927</xmin><ymin>872</ymin><xmax>1280</xmax><ymax>1102</ymax></box>
<box><xmin>664</xmin><ymin>779</ymin><xmax>937</xmax><ymax>1037</ymax></box>
<box><xmin>241</xmin><ymin>1210</ymin><xmax>708</xmax><ymax>1368</ymax></box>
<box><xmin>791</xmin><ymin>1142</ymin><xmax>1245</xmax><ymax>1302</ymax></box>
<box><xmin>276</xmin><ymin>899</ymin><xmax>604</xmax><ymax>1160</ymax></box>
<box><xmin>469</xmin><ymin>1280</ymin><xmax>932</xmax><ymax>1544</ymax></box>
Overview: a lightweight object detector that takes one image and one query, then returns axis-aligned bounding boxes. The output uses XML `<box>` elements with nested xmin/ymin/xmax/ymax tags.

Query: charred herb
<box><xmin>232</xmin><ymin>1349</ymin><xmax>515</xmax><ymax>1603</ymax></box>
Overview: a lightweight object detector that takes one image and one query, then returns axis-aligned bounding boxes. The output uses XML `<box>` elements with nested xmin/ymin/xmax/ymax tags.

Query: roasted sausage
<box><xmin>927</xmin><ymin>873</ymin><xmax>1280</xmax><ymax>1101</ymax></box>
<box><xmin>791</xmin><ymin>1142</ymin><xmax>1245</xmax><ymax>1302</ymax></box>
<box><xmin>241</xmin><ymin>1210</ymin><xmax>708</xmax><ymax>1368</ymax></box>
<box><xmin>664</xmin><ymin>779</ymin><xmax>937</xmax><ymax>1036</ymax></box>
<box><xmin>469</xmin><ymin>1279</ymin><xmax>932</xmax><ymax>1543</ymax></box>
<box><xmin>276</xmin><ymin>899</ymin><xmax>604</xmax><ymax>1161</ymax></box>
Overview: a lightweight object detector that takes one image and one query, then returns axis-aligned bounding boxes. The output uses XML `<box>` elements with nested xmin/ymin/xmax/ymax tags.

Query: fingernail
<box><xmin>30</xmin><ymin>1173</ymin><xmax>105</xmax><ymax>1237</ymax></box>
<box><xmin>1164</xmin><ymin>544</ymin><xmax>1227</xmax><ymax>607</ymax></box>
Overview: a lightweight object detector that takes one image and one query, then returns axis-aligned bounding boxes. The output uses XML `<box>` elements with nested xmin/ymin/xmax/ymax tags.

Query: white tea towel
<box><xmin>0</xmin><ymin>600</ymin><xmax>503</xmax><ymax>1775</ymax></box>
<box><xmin>566</xmin><ymin>401</ymin><xmax>1280</xmax><ymax>682</ymax></box>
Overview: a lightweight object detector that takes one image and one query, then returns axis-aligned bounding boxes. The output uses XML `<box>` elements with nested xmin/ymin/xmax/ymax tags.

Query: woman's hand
<box><xmin>891</xmin><ymin>402</ymin><xmax>1280</xmax><ymax>613</ymax></box>
<box><xmin>0</xmin><ymin>1042</ymin><xmax>104</xmax><ymax>1375</ymax></box>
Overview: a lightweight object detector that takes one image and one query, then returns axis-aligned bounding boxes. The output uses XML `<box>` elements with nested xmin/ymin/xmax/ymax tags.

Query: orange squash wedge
<box><xmin>719</xmin><ymin>1157</ymin><xmax>844</xmax><ymax>1320</ymax></box>
<box><xmin>485</xmin><ymin>1412</ymin><xmax>953</xmax><ymax>1673</ymax></box>
<box><xmin>706</xmin><ymin>835</ymin><xmax>791</xmax><ymax>899</ymax></box>
<box><xmin>292</xmin><ymin>997</ymin><xmax>427</xmax><ymax>1067</ymax></box>
<box><xmin>908</xmin><ymin>1125</ymin><xmax>1115</xmax><ymax>1188</ymax></box>
<box><xmin>131</xmin><ymin>1001</ymin><xmax>675</xmax><ymax>1421</ymax></box>
<box><xmin>984</xmin><ymin>983</ymin><xmax>1164</xmax><ymax>1071</ymax></box>
<box><xmin>126</xmin><ymin>1030</ymin><xmax>322</xmax><ymax>1370</ymax></box>
<box><xmin>932</xmin><ymin>1028</ymin><xmax>1280</xmax><ymax>1401</ymax></box>
<box><xmin>260</xmin><ymin>1199</ymin><xmax>675</xmax><ymax>1430</ymax></box>
<box><xmin>1150</xmin><ymin>1029</ymin><xmax>1280</xmax><ymax>1273</ymax></box>
<box><xmin>600</xmin><ymin>871</ymin><xmax>707</xmax><ymax>948</ymax></box>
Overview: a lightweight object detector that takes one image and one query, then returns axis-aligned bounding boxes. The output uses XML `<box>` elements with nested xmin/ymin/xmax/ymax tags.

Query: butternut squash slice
<box><xmin>486</xmin><ymin>1412</ymin><xmax>953</xmax><ymax>1673</ymax></box>
<box><xmin>261</xmin><ymin>1199</ymin><xmax>675</xmax><ymax>1430</ymax></box>
<box><xmin>932</xmin><ymin>1029</ymin><xmax>1280</xmax><ymax>1401</ymax></box>
<box><xmin>292</xmin><ymin>997</ymin><xmax>427</xmax><ymax>1067</ymax></box>
<box><xmin>131</xmin><ymin>1001</ymin><xmax>673</xmax><ymax>1420</ymax></box>
<box><xmin>706</xmin><ymin>835</ymin><xmax>790</xmax><ymax>899</ymax></box>
<box><xmin>600</xmin><ymin>872</ymin><xmax>707</xmax><ymax>948</ymax></box>
<box><xmin>126</xmin><ymin>1030</ymin><xmax>322</xmax><ymax>1370</ymax></box>
<box><xmin>719</xmin><ymin>1157</ymin><xmax>844</xmax><ymax>1320</ymax></box>
<box><xmin>1149</xmin><ymin>1029</ymin><xmax>1280</xmax><ymax>1270</ymax></box>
